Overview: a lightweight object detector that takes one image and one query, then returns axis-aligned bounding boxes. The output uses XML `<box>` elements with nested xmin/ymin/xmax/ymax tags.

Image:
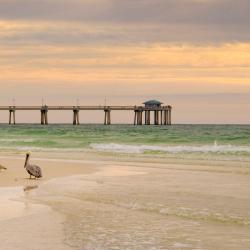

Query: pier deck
<box><xmin>0</xmin><ymin>104</ymin><xmax>172</xmax><ymax>125</ymax></box>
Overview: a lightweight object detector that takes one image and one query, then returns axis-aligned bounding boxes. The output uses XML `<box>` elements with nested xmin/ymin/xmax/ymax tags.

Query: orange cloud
<box><xmin>0</xmin><ymin>43</ymin><xmax>250</xmax><ymax>86</ymax></box>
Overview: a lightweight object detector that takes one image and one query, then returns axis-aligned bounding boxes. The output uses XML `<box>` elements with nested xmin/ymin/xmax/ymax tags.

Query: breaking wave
<box><xmin>90</xmin><ymin>142</ymin><xmax>250</xmax><ymax>154</ymax></box>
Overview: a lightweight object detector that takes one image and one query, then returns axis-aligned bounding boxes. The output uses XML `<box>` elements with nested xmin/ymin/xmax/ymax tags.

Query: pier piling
<box><xmin>41</xmin><ymin>106</ymin><xmax>48</xmax><ymax>125</ymax></box>
<box><xmin>104</xmin><ymin>108</ymin><xmax>111</xmax><ymax>125</ymax></box>
<box><xmin>134</xmin><ymin>109</ymin><xmax>143</xmax><ymax>125</ymax></box>
<box><xmin>168</xmin><ymin>108</ymin><xmax>172</xmax><ymax>125</ymax></box>
<box><xmin>73</xmin><ymin>108</ymin><xmax>80</xmax><ymax>125</ymax></box>
<box><xmin>145</xmin><ymin>111</ymin><xmax>151</xmax><ymax>125</ymax></box>
<box><xmin>134</xmin><ymin>110</ymin><xmax>137</xmax><ymax>125</ymax></box>
<box><xmin>9</xmin><ymin>108</ymin><xmax>16</xmax><ymax>125</ymax></box>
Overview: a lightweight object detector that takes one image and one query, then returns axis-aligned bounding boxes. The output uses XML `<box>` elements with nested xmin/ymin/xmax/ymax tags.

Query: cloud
<box><xmin>0</xmin><ymin>0</ymin><xmax>249</xmax><ymax>43</ymax></box>
<box><xmin>0</xmin><ymin>20</ymin><xmax>249</xmax><ymax>46</ymax></box>
<box><xmin>0</xmin><ymin>42</ymin><xmax>249</xmax><ymax>92</ymax></box>
<box><xmin>0</xmin><ymin>0</ymin><xmax>249</xmax><ymax>24</ymax></box>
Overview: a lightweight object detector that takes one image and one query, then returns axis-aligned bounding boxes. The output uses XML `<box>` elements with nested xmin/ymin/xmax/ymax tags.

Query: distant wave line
<box><xmin>90</xmin><ymin>143</ymin><xmax>250</xmax><ymax>154</ymax></box>
<box><xmin>1</xmin><ymin>143</ymin><xmax>250</xmax><ymax>154</ymax></box>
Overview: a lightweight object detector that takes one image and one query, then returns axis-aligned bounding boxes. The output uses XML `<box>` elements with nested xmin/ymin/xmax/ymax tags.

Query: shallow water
<box><xmin>28</xmin><ymin>164</ymin><xmax>250</xmax><ymax>250</ymax></box>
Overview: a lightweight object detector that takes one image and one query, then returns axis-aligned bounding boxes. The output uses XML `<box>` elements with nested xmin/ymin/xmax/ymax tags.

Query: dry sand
<box><xmin>0</xmin><ymin>157</ymin><xmax>98</xmax><ymax>187</ymax></box>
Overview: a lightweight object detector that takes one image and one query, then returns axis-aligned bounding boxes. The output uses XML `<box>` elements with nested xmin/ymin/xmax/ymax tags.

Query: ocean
<box><xmin>0</xmin><ymin>124</ymin><xmax>250</xmax><ymax>163</ymax></box>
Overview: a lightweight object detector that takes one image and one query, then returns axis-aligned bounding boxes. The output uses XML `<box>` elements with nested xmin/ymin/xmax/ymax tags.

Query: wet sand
<box><xmin>0</xmin><ymin>187</ymin><xmax>74</xmax><ymax>250</ymax></box>
<box><xmin>29</xmin><ymin>162</ymin><xmax>250</xmax><ymax>249</ymax></box>
<box><xmin>0</xmin><ymin>157</ymin><xmax>99</xmax><ymax>250</ymax></box>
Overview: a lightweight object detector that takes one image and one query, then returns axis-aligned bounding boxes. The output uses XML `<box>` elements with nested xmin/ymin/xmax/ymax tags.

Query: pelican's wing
<box><xmin>27</xmin><ymin>164</ymin><xmax>42</xmax><ymax>178</ymax></box>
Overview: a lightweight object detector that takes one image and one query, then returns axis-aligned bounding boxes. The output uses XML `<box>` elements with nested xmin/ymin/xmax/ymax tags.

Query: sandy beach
<box><xmin>0</xmin><ymin>156</ymin><xmax>99</xmax><ymax>250</ymax></box>
<box><xmin>0</xmin><ymin>154</ymin><xmax>250</xmax><ymax>249</ymax></box>
<box><xmin>0</xmin><ymin>157</ymin><xmax>98</xmax><ymax>188</ymax></box>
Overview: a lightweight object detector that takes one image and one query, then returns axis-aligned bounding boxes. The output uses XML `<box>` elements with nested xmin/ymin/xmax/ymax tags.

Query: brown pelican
<box><xmin>24</xmin><ymin>153</ymin><xmax>42</xmax><ymax>179</ymax></box>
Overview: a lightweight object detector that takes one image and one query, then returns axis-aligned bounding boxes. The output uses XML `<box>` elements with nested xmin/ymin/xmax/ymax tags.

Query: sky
<box><xmin>0</xmin><ymin>0</ymin><xmax>250</xmax><ymax>124</ymax></box>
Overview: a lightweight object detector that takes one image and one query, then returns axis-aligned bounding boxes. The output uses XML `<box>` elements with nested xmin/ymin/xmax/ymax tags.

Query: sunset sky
<box><xmin>0</xmin><ymin>0</ymin><xmax>250</xmax><ymax>124</ymax></box>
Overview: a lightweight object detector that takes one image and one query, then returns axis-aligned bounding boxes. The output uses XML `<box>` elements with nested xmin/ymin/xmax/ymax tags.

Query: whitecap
<box><xmin>90</xmin><ymin>143</ymin><xmax>250</xmax><ymax>154</ymax></box>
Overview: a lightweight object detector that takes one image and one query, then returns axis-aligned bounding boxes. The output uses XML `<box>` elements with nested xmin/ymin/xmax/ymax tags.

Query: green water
<box><xmin>0</xmin><ymin>124</ymin><xmax>250</xmax><ymax>160</ymax></box>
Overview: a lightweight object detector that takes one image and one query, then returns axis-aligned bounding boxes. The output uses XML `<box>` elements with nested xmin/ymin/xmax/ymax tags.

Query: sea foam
<box><xmin>90</xmin><ymin>143</ymin><xmax>250</xmax><ymax>154</ymax></box>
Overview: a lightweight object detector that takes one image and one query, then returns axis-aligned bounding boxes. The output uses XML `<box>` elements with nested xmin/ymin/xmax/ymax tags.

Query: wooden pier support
<box><xmin>163</xmin><ymin>108</ymin><xmax>172</xmax><ymax>125</ymax></box>
<box><xmin>41</xmin><ymin>110</ymin><xmax>44</xmax><ymax>125</ymax></box>
<box><xmin>104</xmin><ymin>108</ymin><xmax>111</xmax><ymax>125</ymax></box>
<box><xmin>138</xmin><ymin>110</ymin><xmax>143</xmax><ymax>125</ymax></box>
<box><xmin>144</xmin><ymin>111</ymin><xmax>151</xmax><ymax>125</ymax></box>
<box><xmin>154</xmin><ymin>111</ymin><xmax>159</xmax><ymax>125</ymax></box>
<box><xmin>9</xmin><ymin>108</ymin><xmax>16</xmax><ymax>125</ymax></box>
<box><xmin>41</xmin><ymin>106</ymin><xmax>48</xmax><ymax>125</ymax></box>
<box><xmin>73</xmin><ymin>108</ymin><xmax>80</xmax><ymax>125</ymax></box>
<box><xmin>164</xmin><ymin>110</ymin><xmax>167</xmax><ymax>125</ymax></box>
<box><xmin>168</xmin><ymin>108</ymin><xmax>172</xmax><ymax>125</ymax></box>
<box><xmin>134</xmin><ymin>110</ymin><xmax>137</xmax><ymax>125</ymax></box>
<box><xmin>134</xmin><ymin>109</ymin><xmax>143</xmax><ymax>125</ymax></box>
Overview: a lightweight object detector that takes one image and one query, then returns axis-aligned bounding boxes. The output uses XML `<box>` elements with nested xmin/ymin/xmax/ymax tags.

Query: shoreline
<box><xmin>0</xmin><ymin>156</ymin><xmax>99</xmax><ymax>187</ymax></box>
<box><xmin>0</xmin><ymin>157</ymin><xmax>100</xmax><ymax>250</ymax></box>
<box><xmin>1</xmin><ymin>153</ymin><xmax>250</xmax><ymax>188</ymax></box>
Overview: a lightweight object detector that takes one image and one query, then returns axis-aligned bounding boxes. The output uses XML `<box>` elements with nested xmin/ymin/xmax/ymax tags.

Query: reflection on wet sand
<box><xmin>23</xmin><ymin>185</ymin><xmax>38</xmax><ymax>192</ymax></box>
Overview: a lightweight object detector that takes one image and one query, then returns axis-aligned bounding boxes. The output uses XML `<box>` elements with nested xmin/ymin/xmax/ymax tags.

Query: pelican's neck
<box><xmin>24</xmin><ymin>155</ymin><xmax>30</xmax><ymax>168</ymax></box>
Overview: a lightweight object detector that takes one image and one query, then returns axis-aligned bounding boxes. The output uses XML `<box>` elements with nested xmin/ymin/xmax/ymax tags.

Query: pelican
<box><xmin>24</xmin><ymin>153</ymin><xmax>42</xmax><ymax>179</ymax></box>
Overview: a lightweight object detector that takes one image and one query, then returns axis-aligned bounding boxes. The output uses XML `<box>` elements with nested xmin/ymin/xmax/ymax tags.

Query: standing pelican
<box><xmin>24</xmin><ymin>153</ymin><xmax>42</xmax><ymax>179</ymax></box>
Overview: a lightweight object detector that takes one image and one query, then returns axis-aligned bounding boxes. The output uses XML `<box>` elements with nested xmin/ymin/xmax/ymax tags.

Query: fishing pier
<box><xmin>0</xmin><ymin>100</ymin><xmax>172</xmax><ymax>125</ymax></box>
